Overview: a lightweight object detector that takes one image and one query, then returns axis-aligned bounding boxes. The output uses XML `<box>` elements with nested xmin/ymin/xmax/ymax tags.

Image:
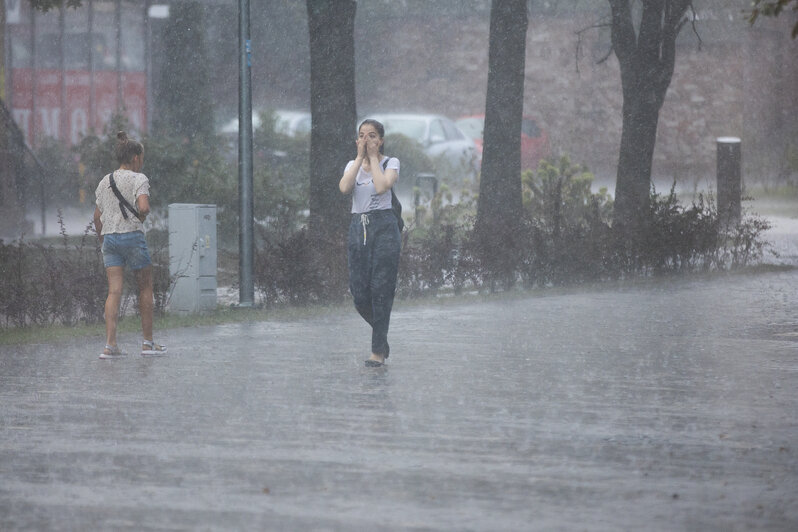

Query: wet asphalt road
<box><xmin>2</xmin><ymin>264</ymin><xmax>797</xmax><ymax>531</ymax></box>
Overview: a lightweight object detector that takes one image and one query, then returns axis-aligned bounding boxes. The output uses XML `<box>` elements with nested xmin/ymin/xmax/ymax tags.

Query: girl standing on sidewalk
<box><xmin>339</xmin><ymin>119</ymin><xmax>401</xmax><ymax>367</ymax></box>
<box><xmin>93</xmin><ymin>131</ymin><xmax>167</xmax><ymax>359</ymax></box>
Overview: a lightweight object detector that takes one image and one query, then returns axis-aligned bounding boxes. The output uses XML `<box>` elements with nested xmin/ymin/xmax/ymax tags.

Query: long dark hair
<box><xmin>115</xmin><ymin>131</ymin><xmax>144</xmax><ymax>165</ymax></box>
<box><xmin>359</xmin><ymin>119</ymin><xmax>385</xmax><ymax>154</ymax></box>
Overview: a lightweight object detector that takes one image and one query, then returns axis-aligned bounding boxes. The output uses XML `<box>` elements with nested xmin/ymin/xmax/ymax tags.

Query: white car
<box><xmin>272</xmin><ymin>110</ymin><xmax>311</xmax><ymax>137</ymax></box>
<box><xmin>218</xmin><ymin>112</ymin><xmax>263</xmax><ymax>136</ymax></box>
<box><xmin>219</xmin><ymin>109</ymin><xmax>310</xmax><ymax>138</ymax></box>
<box><xmin>363</xmin><ymin>113</ymin><xmax>481</xmax><ymax>181</ymax></box>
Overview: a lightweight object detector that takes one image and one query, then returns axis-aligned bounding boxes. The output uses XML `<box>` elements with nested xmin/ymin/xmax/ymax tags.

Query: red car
<box><xmin>456</xmin><ymin>114</ymin><xmax>551</xmax><ymax>172</ymax></box>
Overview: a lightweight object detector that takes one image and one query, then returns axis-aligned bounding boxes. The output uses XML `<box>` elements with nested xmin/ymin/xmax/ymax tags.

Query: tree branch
<box><xmin>574</xmin><ymin>19</ymin><xmax>612</xmax><ymax>74</ymax></box>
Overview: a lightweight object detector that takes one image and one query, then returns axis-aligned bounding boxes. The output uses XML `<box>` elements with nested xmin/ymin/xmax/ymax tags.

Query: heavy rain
<box><xmin>1</xmin><ymin>0</ymin><xmax>797</xmax><ymax>530</ymax></box>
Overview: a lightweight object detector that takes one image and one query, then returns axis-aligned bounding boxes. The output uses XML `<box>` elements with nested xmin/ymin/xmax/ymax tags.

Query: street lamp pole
<box><xmin>237</xmin><ymin>0</ymin><xmax>255</xmax><ymax>307</ymax></box>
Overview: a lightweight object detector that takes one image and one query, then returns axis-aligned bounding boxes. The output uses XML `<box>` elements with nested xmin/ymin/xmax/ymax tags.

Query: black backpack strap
<box><xmin>108</xmin><ymin>172</ymin><xmax>139</xmax><ymax>220</ymax></box>
<box><xmin>382</xmin><ymin>158</ymin><xmax>404</xmax><ymax>232</ymax></box>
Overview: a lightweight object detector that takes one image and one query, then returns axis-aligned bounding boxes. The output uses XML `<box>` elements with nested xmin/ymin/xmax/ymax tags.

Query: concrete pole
<box><xmin>237</xmin><ymin>0</ymin><xmax>255</xmax><ymax>307</ymax></box>
<box><xmin>716</xmin><ymin>137</ymin><xmax>742</xmax><ymax>225</ymax></box>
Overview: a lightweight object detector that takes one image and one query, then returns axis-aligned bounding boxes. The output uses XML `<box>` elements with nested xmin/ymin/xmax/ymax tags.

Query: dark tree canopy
<box><xmin>154</xmin><ymin>2</ymin><xmax>215</xmax><ymax>143</ymax></box>
<box><xmin>748</xmin><ymin>0</ymin><xmax>798</xmax><ymax>38</ymax></box>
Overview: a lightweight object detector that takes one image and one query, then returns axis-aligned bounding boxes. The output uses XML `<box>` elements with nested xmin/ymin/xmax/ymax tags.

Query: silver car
<box><xmin>363</xmin><ymin>113</ymin><xmax>481</xmax><ymax>181</ymax></box>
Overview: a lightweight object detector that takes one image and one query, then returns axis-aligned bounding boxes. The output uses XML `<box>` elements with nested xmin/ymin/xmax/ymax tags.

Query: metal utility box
<box><xmin>168</xmin><ymin>204</ymin><xmax>217</xmax><ymax>314</ymax></box>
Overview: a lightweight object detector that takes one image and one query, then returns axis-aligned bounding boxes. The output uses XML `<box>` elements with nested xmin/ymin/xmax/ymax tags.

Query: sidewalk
<box><xmin>1</xmin><ymin>263</ymin><xmax>797</xmax><ymax>530</ymax></box>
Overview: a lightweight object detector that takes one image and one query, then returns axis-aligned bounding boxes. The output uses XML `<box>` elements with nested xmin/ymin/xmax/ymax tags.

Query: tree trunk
<box><xmin>474</xmin><ymin>0</ymin><xmax>528</xmax><ymax>288</ymax></box>
<box><xmin>613</xmin><ymin>81</ymin><xmax>662</xmax><ymax>233</ymax></box>
<box><xmin>609</xmin><ymin>0</ymin><xmax>691</xmax><ymax>236</ymax></box>
<box><xmin>306</xmin><ymin>0</ymin><xmax>357</xmax><ymax>300</ymax></box>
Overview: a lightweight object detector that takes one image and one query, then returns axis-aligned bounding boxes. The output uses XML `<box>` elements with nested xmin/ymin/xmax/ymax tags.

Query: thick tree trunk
<box><xmin>608</xmin><ymin>0</ymin><xmax>691</xmax><ymax>236</ymax></box>
<box><xmin>474</xmin><ymin>0</ymin><xmax>528</xmax><ymax>287</ymax></box>
<box><xmin>306</xmin><ymin>0</ymin><xmax>357</xmax><ymax>300</ymax></box>
<box><xmin>613</xmin><ymin>86</ymin><xmax>662</xmax><ymax>232</ymax></box>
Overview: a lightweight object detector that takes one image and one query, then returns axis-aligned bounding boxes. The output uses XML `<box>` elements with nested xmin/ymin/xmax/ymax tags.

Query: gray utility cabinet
<box><xmin>168</xmin><ymin>204</ymin><xmax>217</xmax><ymax>314</ymax></box>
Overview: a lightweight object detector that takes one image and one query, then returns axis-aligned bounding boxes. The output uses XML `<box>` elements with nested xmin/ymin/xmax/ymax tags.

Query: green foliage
<box><xmin>398</xmin><ymin>156</ymin><xmax>773</xmax><ymax>295</ymax></box>
<box><xmin>632</xmin><ymin>187</ymin><xmax>772</xmax><ymax>274</ymax></box>
<box><xmin>382</xmin><ymin>133</ymin><xmax>436</xmax><ymax>196</ymax></box>
<box><xmin>154</xmin><ymin>1</ymin><xmax>216</xmax><ymax>142</ymax></box>
<box><xmin>33</xmin><ymin>138</ymin><xmax>82</xmax><ymax>206</ymax></box>
<box><xmin>522</xmin><ymin>156</ymin><xmax>613</xmax><ymax>233</ymax></box>
<box><xmin>0</xmin><ymin>214</ymin><xmax>170</xmax><ymax>329</ymax></box>
<box><xmin>518</xmin><ymin>156</ymin><xmax>613</xmax><ymax>286</ymax></box>
<box><xmin>75</xmin><ymin>113</ymin><xmax>132</xmax><ymax>193</ymax></box>
<box><xmin>748</xmin><ymin>0</ymin><xmax>798</xmax><ymax>38</ymax></box>
<box><xmin>253</xmin><ymin>228</ymin><xmax>325</xmax><ymax>305</ymax></box>
<box><xmin>143</xmin><ymin>133</ymin><xmax>233</xmax><ymax>209</ymax></box>
<box><xmin>252</xmin><ymin>110</ymin><xmax>310</xmax><ymax>234</ymax></box>
<box><xmin>1</xmin><ymin>152</ymin><xmax>775</xmax><ymax>325</ymax></box>
<box><xmin>398</xmin><ymin>188</ymin><xmax>479</xmax><ymax>297</ymax></box>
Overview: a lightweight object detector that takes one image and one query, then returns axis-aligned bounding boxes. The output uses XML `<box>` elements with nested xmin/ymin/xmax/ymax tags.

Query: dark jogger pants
<box><xmin>347</xmin><ymin>209</ymin><xmax>401</xmax><ymax>357</ymax></box>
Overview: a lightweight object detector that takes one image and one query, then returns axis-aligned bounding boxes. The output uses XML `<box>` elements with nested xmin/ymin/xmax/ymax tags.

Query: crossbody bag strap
<box><xmin>108</xmin><ymin>171</ymin><xmax>139</xmax><ymax>220</ymax></box>
<box><xmin>382</xmin><ymin>158</ymin><xmax>404</xmax><ymax>231</ymax></box>
<box><xmin>382</xmin><ymin>158</ymin><xmax>397</xmax><ymax>202</ymax></box>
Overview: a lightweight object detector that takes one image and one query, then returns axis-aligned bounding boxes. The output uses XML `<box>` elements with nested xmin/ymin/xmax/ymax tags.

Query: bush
<box><xmin>397</xmin><ymin>182</ymin><xmax>480</xmax><ymax>296</ymax></box>
<box><xmin>33</xmin><ymin>139</ymin><xmax>83</xmax><ymax>206</ymax></box>
<box><xmin>0</xmin><ymin>152</ymin><xmax>774</xmax><ymax>327</ymax></box>
<box><xmin>519</xmin><ymin>156</ymin><xmax>614</xmax><ymax>286</ymax></box>
<box><xmin>398</xmin><ymin>156</ymin><xmax>773</xmax><ymax>296</ymax></box>
<box><xmin>382</xmin><ymin>133</ymin><xmax>436</xmax><ymax>197</ymax></box>
<box><xmin>0</xmin><ymin>214</ymin><xmax>171</xmax><ymax>329</ymax></box>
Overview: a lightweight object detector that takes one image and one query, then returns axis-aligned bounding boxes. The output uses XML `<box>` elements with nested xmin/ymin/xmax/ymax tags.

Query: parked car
<box><xmin>362</xmin><ymin>113</ymin><xmax>481</xmax><ymax>181</ymax></box>
<box><xmin>455</xmin><ymin>114</ymin><xmax>550</xmax><ymax>171</ymax></box>
<box><xmin>219</xmin><ymin>109</ymin><xmax>311</xmax><ymax>160</ymax></box>
<box><xmin>219</xmin><ymin>111</ymin><xmax>263</xmax><ymax>137</ymax></box>
<box><xmin>219</xmin><ymin>109</ymin><xmax>311</xmax><ymax>138</ymax></box>
<box><xmin>272</xmin><ymin>110</ymin><xmax>311</xmax><ymax>137</ymax></box>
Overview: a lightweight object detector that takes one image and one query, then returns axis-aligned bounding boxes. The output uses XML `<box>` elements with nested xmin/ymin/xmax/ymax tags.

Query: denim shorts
<box><xmin>102</xmin><ymin>231</ymin><xmax>152</xmax><ymax>270</ymax></box>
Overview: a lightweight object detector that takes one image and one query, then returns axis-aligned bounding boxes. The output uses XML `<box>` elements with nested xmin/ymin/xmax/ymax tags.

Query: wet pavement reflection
<box><xmin>1</xmin><ymin>268</ymin><xmax>797</xmax><ymax>530</ymax></box>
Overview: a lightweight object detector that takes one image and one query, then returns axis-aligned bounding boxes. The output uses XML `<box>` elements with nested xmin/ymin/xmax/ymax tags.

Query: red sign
<box><xmin>12</xmin><ymin>68</ymin><xmax>147</xmax><ymax>147</ymax></box>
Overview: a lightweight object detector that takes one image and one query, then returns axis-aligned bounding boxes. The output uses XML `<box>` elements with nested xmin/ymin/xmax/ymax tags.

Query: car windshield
<box><xmin>379</xmin><ymin>118</ymin><xmax>426</xmax><ymax>144</ymax></box>
<box><xmin>455</xmin><ymin>117</ymin><xmax>484</xmax><ymax>140</ymax></box>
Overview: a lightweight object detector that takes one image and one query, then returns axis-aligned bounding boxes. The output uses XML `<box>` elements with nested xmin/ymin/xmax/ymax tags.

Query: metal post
<box><xmin>414</xmin><ymin>173</ymin><xmax>438</xmax><ymax>224</ymax></box>
<box><xmin>144</xmin><ymin>0</ymin><xmax>151</xmax><ymax>133</ymax></box>
<box><xmin>30</xmin><ymin>7</ymin><xmax>45</xmax><ymax>234</ymax></box>
<box><xmin>58</xmin><ymin>5</ymin><xmax>66</xmax><ymax>141</ymax></box>
<box><xmin>115</xmin><ymin>0</ymin><xmax>122</xmax><ymax>110</ymax></box>
<box><xmin>716</xmin><ymin>137</ymin><xmax>742</xmax><ymax>225</ymax></box>
<box><xmin>88</xmin><ymin>0</ymin><xmax>95</xmax><ymax>132</ymax></box>
<box><xmin>237</xmin><ymin>0</ymin><xmax>254</xmax><ymax>307</ymax></box>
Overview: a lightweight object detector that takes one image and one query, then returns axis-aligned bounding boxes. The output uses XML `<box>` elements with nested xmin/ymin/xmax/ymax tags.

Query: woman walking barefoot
<box><xmin>339</xmin><ymin>119</ymin><xmax>401</xmax><ymax>367</ymax></box>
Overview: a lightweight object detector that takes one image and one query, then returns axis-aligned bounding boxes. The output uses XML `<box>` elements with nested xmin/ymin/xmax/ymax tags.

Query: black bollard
<box><xmin>716</xmin><ymin>137</ymin><xmax>742</xmax><ymax>225</ymax></box>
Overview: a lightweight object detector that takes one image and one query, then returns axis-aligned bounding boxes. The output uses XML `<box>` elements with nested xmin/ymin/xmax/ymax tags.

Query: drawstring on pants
<box><xmin>361</xmin><ymin>213</ymin><xmax>370</xmax><ymax>245</ymax></box>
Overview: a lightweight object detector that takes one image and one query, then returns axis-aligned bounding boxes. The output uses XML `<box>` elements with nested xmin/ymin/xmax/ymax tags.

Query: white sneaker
<box><xmin>142</xmin><ymin>340</ymin><xmax>167</xmax><ymax>356</ymax></box>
